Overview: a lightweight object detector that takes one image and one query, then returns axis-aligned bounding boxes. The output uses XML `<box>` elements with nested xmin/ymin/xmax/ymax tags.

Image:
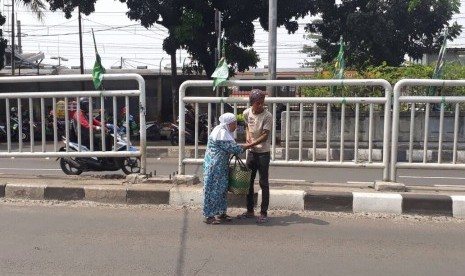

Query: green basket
<box><xmin>228</xmin><ymin>155</ymin><xmax>251</xmax><ymax>195</ymax></box>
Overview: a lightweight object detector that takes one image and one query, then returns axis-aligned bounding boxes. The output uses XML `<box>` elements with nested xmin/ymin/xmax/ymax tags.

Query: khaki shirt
<box><xmin>243</xmin><ymin>108</ymin><xmax>272</xmax><ymax>153</ymax></box>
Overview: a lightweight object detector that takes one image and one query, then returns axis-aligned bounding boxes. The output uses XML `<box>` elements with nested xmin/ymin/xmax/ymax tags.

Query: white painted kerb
<box><xmin>260</xmin><ymin>190</ymin><xmax>305</xmax><ymax>211</ymax></box>
<box><xmin>451</xmin><ymin>196</ymin><xmax>465</xmax><ymax>219</ymax></box>
<box><xmin>353</xmin><ymin>192</ymin><xmax>402</xmax><ymax>214</ymax></box>
<box><xmin>169</xmin><ymin>186</ymin><xmax>204</xmax><ymax>206</ymax></box>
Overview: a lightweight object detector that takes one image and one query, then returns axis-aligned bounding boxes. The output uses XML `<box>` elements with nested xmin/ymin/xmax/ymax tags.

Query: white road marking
<box><xmin>0</xmin><ymin>168</ymin><xmax>61</xmax><ymax>171</ymax></box>
<box><xmin>269</xmin><ymin>179</ymin><xmax>306</xmax><ymax>183</ymax></box>
<box><xmin>399</xmin><ymin>175</ymin><xmax>465</xmax><ymax>180</ymax></box>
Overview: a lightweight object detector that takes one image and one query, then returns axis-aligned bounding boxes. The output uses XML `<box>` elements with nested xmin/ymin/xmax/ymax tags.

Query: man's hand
<box><xmin>241</xmin><ymin>143</ymin><xmax>252</xmax><ymax>151</ymax></box>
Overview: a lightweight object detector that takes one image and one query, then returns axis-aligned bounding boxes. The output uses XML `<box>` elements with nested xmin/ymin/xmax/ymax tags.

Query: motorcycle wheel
<box><xmin>14</xmin><ymin>131</ymin><xmax>30</xmax><ymax>142</ymax></box>
<box><xmin>59</xmin><ymin>158</ymin><xmax>83</xmax><ymax>175</ymax></box>
<box><xmin>121</xmin><ymin>157</ymin><xmax>141</xmax><ymax>175</ymax></box>
<box><xmin>170</xmin><ymin>133</ymin><xmax>179</xmax><ymax>146</ymax></box>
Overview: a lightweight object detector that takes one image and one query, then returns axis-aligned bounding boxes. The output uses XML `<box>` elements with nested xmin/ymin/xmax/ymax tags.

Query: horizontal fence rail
<box><xmin>391</xmin><ymin>79</ymin><xmax>465</xmax><ymax>182</ymax></box>
<box><xmin>178</xmin><ymin>79</ymin><xmax>392</xmax><ymax>181</ymax></box>
<box><xmin>0</xmin><ymin>74</ymin><xmax>147</xmax><ymax>175</ymax></box>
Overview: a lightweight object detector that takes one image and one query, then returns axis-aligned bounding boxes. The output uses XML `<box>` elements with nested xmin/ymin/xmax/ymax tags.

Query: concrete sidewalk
<box><xmin>1</xmin><ymin>173</ymin><xmax>464</xmax><ymax>219</ymax></box>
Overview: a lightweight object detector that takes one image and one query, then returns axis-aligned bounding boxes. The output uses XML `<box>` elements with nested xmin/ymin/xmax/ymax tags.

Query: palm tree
<box><xmin>18</xmin><ymin>0</ymin><xmax>46</xmax><ymax>21</ymax></box>
<box><xmin>8</xmin><ymin>0</ymin><xmax>46</xmax><ymax>73</ymax></box>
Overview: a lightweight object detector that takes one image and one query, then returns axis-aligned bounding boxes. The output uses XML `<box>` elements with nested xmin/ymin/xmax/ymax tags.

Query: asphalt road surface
<box><xmin>0</xmin><ymin>200</ymin><xmax>464</xmax><ymax>276</ymax></box>
<box><xmin>1</xmin><ymin>157</ymin><xmax>465</xmax><ymax>186</ymax></box>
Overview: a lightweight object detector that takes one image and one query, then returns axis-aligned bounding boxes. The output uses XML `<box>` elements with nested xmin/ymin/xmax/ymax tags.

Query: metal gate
<box><xmin>391</xmin><ymin>79</ymin><xmax>465</xmax><ymax>182</ymax></box>
<box><xmin>0</xmin><ymin>74</ymin><xmax>147</xmax><ymax>175</ymax></box>
<box><xmin>178</xmin><ymin>79</ymin><xmax>392</xmax><ymax>181</ymax></box>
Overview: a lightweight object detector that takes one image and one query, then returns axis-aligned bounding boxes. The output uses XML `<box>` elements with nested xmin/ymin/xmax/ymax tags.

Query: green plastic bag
<box><xmin>228</xmin><ymin>155</ymin><xmax>251</xmax><ymax>195</ymax></box>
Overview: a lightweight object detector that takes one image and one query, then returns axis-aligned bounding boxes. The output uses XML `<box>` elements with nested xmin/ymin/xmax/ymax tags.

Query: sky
<box><xmin>1</xmin><ymin>0</ymin><xmax>312</xmax><ymax>70</ymax></box>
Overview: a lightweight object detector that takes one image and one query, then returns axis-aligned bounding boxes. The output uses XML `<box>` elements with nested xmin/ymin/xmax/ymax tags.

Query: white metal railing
<box><xmin>391</xmin><ymin>79</ymin><xmax>465</xmax><ymax>182</ymax></box>
<box><xmin>178</xmin><ymin>79</ymin><xmax>392</xmax><ymax>181</ymax></box>
<box><xmin>0</xmin><ymin>74</ymin><xmax>147</xmax><ymax>174</ymax></box>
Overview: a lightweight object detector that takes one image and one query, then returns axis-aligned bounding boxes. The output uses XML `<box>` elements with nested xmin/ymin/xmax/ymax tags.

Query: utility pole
<box><xmin>11</xmin><ymin>0</ymin><xmax>14</xmax><ymax>75</ymax></box>
<box><xmin>78</xmin><ymin>6</ymin><xmax>85</xmax><ymax>91</ymax></box>
<box><xmin>268</xmin><ymin>0</ymin><xmax>277</xmax><ymax>97</ymax></box>
<box><xmin>214</xmin><ymin>9</ymin><xmax>222</xmax><ymax>124</ymax></box>
<box><xmin>17</xmin><ymin>19</ymin><xmax>21</xmax><ymax>54</ymax></box>
<box><xmin>78</xmin><ymin>7</ymin><xmax>84</xmax><ymax>74</ymax></box>
<box><xmin>215</xmin><ymin>9</ymin><xmax>222</xmax><ymax>64</ymax></box>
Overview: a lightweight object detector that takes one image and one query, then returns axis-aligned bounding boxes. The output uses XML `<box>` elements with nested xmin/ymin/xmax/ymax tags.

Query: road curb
<box><xmin>264</xmin><ymin>190</ymin><xmax>305</xmax><ymax>211</ymax></box>
<box><xmin>84</xmin><ymin>186</ymin><xmax>127</xmax><ymax>204</ymax></box>
<box><xmin>169</xmin><ymin>186</ymin><xmax>203</xmax><ymax>206</ymax></box>
<box><xmin>0</xmin><ymin>183</ymin><xmax>5</xmax><ymax>198</ymax></box>
<box><xmin>5</xmin><ymin>183</ymin><xmax>46</xmax><ymax>200</ymax></box>
<box><xmin>44</xmin><ymin>186</ymin><xmax>85</xmax><ymax>201</ymax></box>
<box><xmin>402</xmin><ymin>194</ymin><xmax>452</xmax><ymax>216</ymax></box>
<box><xmin>304</xmin><ymin>191</ymin><xmax>353</xmax><ymax>212</ymax></box>
<box><xmin>353</xmin><ymin>192</ymin><xmax>403</xmax><ymax>214</ymax></box>
<box><xmin>127</xmin><ymin>185</ymin><xmax>170</xmax><ymax>205</ymax></box>
<box><xmin>1</xmin><ymin>183</ymin><xmax>464</xmax><ymax>218</ymax></box>
<box><xmin>451</xmin><ymin>196</ymin><xmax>465</xmax><ymax>218</ymax></box>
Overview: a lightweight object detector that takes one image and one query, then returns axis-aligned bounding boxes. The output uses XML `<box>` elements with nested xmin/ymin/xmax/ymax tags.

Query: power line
<box><xmin>4</xmin><ymin>23</ymin><xmax>141</xmax><ymax>36</ymax></box>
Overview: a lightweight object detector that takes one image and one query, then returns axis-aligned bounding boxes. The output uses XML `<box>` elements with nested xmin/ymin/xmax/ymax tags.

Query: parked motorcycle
<box><xmin>0</xmin><ymin>124</ymin><xmax>7</xmax><ymax>140</ymax></box>
<box><xmin>169</xmin><ymin>113</ymin><xmax>209</xmax><ymax>146</ymax></box>
<box><xmin>57</xmin><ymin>124</ymin><xmax>141</xmax><ymax>175</ymax></box>
<box><xmin>118</xmin><ymin>114</ymin><xmax>161</xmax><ymax>141</ymax></box>
<box><xmin>0</xmin><ymin>117</ymin><xmax>37</xmax><ymax>142</ymax></box>
<box><xmin>36</xmin><ymin>115</ymin><xmax>67</xmax><ymax>141</ymax></box>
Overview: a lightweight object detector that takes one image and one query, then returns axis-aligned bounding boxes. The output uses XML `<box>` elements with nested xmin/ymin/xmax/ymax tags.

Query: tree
<box><xmin>46</xmin><ymin>0</ymin><xmax>96</xmax><ymax>18</ymax></box>
<box><xmin>0</xmin><ymin>0</ymin><xmax>46</xmax><ymax>70</ymax></box>
<box><xmin>306</xmin><ymin>0</ymin><xmax>462</xmax><ymax>70</ymax></box>
<box><xmin>119</xmin><ymin>0</ymin><xmax>318</xmax><ymax>76</ymax></box>
<box><xmin>119</xmin><ymin>0</ymin><xmax>317</xmax><ymax>121</ymax></box>
<box><xmin>300</xmin><ymin>19</ymin><xmax>324</xmax><ymax>69</ymax></box>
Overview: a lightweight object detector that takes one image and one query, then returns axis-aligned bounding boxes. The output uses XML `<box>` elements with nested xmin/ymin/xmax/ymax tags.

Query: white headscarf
<box><xmin>209</xmin><ymin>113</ymin><xmax>236</xmax><ymax>141</ymax></box>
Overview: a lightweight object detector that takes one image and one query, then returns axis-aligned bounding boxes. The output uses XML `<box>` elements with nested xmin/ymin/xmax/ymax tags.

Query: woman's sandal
<box><xmin>236</xmin><ymin>212</ymin><xmax>255</xmax><ymax>219</ymax></box>
<box><xmin>218</xmin><ymin>214</ymin><xmax>233</xmax><ymax>222</ymax></box>
<box><xmin>204</xmin><ymin>217</ymin><xmax>221</xmax><ymax>225</ymax></box>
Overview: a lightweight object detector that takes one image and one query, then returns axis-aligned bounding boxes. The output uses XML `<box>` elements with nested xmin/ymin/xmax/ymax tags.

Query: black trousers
<box><xmin>245</xmin><ymin>151</ymin><xmax>270</xmax><ymax>216</ymax></box>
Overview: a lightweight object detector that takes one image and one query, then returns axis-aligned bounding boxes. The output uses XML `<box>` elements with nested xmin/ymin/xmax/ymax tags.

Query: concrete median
<box><xmin>0</xmin><ymin>176</ymin><xmax>464</xmax><ymax>218</ymax></box>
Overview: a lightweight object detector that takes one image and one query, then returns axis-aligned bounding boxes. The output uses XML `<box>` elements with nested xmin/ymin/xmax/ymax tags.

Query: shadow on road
<box><xmin>227</xmin><ymin>213</ymin><xmax>329</xmax><ymax>227</ymax></box>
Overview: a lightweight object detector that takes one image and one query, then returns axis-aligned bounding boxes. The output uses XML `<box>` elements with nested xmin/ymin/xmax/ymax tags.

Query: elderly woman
<box><xmin>203</xmin><ymin>113</ymin><xmax>250</xmax><ymax>224</ymax></box>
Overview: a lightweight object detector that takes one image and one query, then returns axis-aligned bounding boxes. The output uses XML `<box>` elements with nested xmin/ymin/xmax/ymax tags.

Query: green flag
<box><xmin>331</xmin><ymin>36</ymin><xmax>344</xmax><ymax>95</ymax></box>
<box><xmin>92</xmin><ymin>29</ymin><xmax>106</xmax><ymax>90</ymax></box>
<box><xmin>211</xmin><ymin>57</ymin><xmax>229</xmax><ymax>91</ymax></box>
<box><xmin>428</xmin><ymin>28</ymin><xmax>448</xmax><ymax>97</ymax></box>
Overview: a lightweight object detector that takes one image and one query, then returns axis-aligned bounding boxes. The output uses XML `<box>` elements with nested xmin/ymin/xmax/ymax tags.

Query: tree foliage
<box><xmin>119</xmin><ymin>0</ymin><xmax>318</xmax><ymax>76</ymax></box>
<box><xmin>306</xmin><ymin>0</ymin><xmax>462</xmax><ymax>70</ymax></box>
<box><xmin>301</xmin><ymin>61</ymin><xmax>465</xmax><ymax>99</ymax></box>
<box><xmin>0</xmin><ymin>0</ymin><xmax>46</xmax><ymax>70</ymax></box>
<box><xmin>300</xmin><ymin>19</ymin><xmax>324</xmax><ymax>68</ymax></box>
<box><xmin>45</xmin><ymin>0</ymin><xmax>97</xmax><ymax>18</ymax></box>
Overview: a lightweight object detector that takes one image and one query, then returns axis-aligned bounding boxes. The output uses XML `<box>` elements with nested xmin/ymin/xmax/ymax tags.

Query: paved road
<box><xmin>2</xmin><ymin>157</ymin><xmax>465</xmax><ymax>186</ymax></box>
<box><xmin>0</xmin><ymin>200</ymin><xmax>464</xmax><ymax>276</ymax></box>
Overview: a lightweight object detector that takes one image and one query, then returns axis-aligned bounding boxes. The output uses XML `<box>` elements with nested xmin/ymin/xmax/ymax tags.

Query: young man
<box><xmin>239</xmin><ymin>89</ymin><xmax>272</xmax><ymax>223</ymax></box>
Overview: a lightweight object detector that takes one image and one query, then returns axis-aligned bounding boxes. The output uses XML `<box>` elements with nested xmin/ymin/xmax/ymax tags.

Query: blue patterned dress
<box><xmin>203</xmin><ymin>137</ymin><xmax>243</xmax><ymax>217</ymax></box>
